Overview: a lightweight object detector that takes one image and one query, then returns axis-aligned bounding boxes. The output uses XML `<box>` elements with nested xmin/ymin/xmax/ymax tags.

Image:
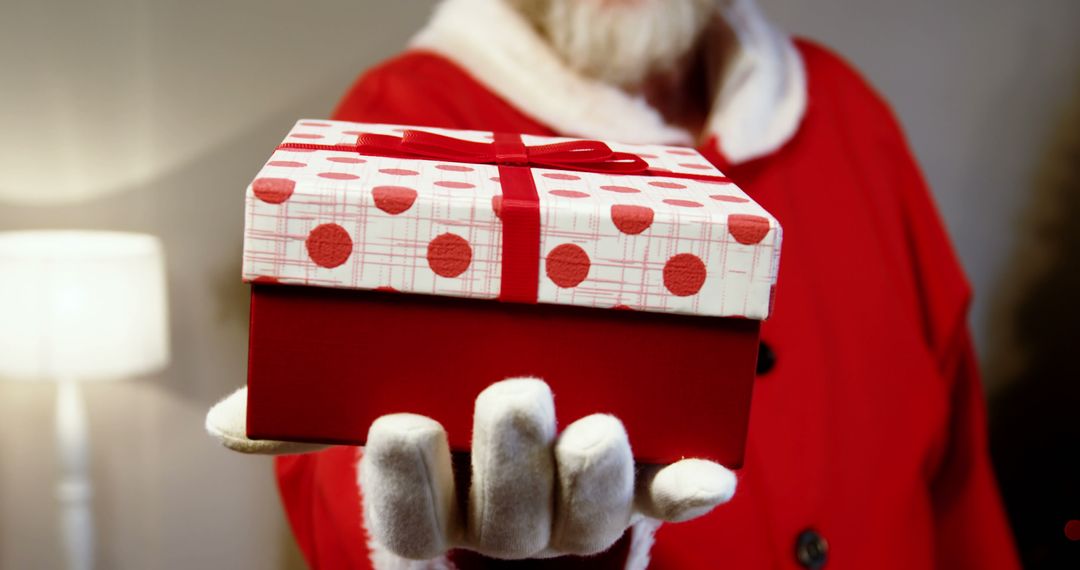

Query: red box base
<box><xmin>246</xmin><ymin>285</ymin><xmax>759</xmax><ymax>466</ymax></box>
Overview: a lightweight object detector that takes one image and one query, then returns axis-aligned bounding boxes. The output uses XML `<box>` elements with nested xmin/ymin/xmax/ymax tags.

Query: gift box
<box><xmin>242</xmin><ymin>120</ymin><xmax>782</xmax><ymax>465</ymax></box>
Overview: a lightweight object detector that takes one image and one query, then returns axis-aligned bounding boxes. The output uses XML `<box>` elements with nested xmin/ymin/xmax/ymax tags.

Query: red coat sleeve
<box><xmin>886</xmin><ymin>115</ymin><xmax>1021</xmax><ymax>569</ymax></box>
<box><xmin>930</xmin><ymin>330</ymin><xmax>1020</xmax><ymax>569</ymax></box>
<box><xmin>276</xmin><ymin>448</ymin><xmax>372</xmax><ymax>570</ymax></box>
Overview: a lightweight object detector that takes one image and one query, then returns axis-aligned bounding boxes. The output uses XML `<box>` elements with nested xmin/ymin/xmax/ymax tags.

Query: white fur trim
<box><xmin>411</xmin><ymin>0</ymin><xmax>806</xmax><ymax>164</ymax></box>
<box><xmin>411</xmin><ymin>0</ymin><xmax>692</xmax><ymax>146</ymax></box>
<box><xmin>706</xmin><ymin>0</ymin><xmax>807</xmax><ymax>164</ymax></box>
<box><xmin>625</xmin><ymin>517</ymin><xmax>663</xmax><ymax>570</ymax></box>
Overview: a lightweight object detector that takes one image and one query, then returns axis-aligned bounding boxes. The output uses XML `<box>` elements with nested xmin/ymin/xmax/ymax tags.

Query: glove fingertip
<box><xmin>640</xmin><ymin>459</ymin><xmax>737</xmax><ymax>522</ymax></box>
<box><xmin>205</xmin><ymin>386</ymin><xmax>248</xmax><ymax>442</ymax></box>
<box><xmin>680</xmin><ymin>459</ymin><xmax>737</xmax><ymax>504</ymax></box>
<box><xmin>557</xmin><ymin>414</ymin><xmax>628</xmax><ymax>452</ymax></box>
<box><xmin>368</xmin><ymin>413</ymin><xmax>447</xmax><ymax>443</ymax></box>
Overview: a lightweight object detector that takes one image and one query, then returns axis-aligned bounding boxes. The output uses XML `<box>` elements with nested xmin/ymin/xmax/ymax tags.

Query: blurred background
<box><xmin>0</xmin><ymin>0</ymin><xmax>1077</xmax><ymax>568</ymax></box>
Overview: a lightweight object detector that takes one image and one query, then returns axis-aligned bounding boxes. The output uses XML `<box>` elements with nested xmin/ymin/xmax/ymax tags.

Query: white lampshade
<box><xmin>0</xmin><ymin>230</ymin><xmax>169</xmax><ymax>382</ymax></box>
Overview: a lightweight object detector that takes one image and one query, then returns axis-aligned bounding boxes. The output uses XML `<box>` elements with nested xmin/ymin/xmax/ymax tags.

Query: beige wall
<box><xmin>0</xmin><ymin>1</ymin><xmax>1076</xmax><ymax>568</ymax></box>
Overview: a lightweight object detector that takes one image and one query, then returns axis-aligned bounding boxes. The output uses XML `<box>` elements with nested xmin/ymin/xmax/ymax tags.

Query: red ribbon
<box><xmin>491</xmin><ymin>133</ymin><xmax>542</xmax><ymax>302</ymax></box>
<box><xmin>356</xmin><ymin>129</ymin><xmax>652</xmax><ymax>174</ymax></box>
<box><xmin>278</xmin><ymin>129</ymin><xmax>730</xmax><ymax>303</ymax></box>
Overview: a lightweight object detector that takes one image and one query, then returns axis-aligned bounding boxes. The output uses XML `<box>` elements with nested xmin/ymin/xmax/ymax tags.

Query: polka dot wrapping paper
<box><xmin>242</xmin><ymin>120</ymin><xmax>782</xmax><ymax>320</ymax></box>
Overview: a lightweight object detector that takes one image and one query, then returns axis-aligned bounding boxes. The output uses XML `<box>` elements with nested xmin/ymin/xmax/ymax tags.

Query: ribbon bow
<box><xmin>352</xmin><ymin>130</ymin><xmax>650</xmax><ymax>174</ymax></box>
<box><xmin>278</xmin><ymin>129</ymin><xmax>651</xmax><ymax>174</ymax></box>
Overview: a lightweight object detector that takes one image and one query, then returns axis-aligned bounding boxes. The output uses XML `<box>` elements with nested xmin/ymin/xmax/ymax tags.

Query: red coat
<box><xmin>274</xmin><ymin>40</ymin><xmax>1020</xmax><ymax>569</ymax></box>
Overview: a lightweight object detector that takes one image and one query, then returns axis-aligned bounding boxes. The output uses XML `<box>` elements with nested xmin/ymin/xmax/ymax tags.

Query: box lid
<box><xmin>242</xmin><ymin>120</ymin><xmax>782</xmax><ymax>319</ymax></box>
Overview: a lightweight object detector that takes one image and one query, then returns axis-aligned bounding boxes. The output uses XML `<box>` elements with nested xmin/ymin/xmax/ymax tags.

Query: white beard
<box><xmin>517</xmin><ymin>0</ymin><xmax>716</xmax><ymax>88</ymax></box>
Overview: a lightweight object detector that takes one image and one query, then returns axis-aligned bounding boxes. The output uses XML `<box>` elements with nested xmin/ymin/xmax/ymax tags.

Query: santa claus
<box><xmin>207</xmin><ymin>0</ymin><xmax>1021</xmax><ymax>568</ymax></box>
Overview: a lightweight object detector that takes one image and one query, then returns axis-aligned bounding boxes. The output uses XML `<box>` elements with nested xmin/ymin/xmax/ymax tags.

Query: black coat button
<box><xmin>756</xmin><ymin>341</ymin><xmax>776</xmax><ymax>375</ymax></box>
<box><xmin>795</xmin><ymin>529</ymin><xmax>828</xmax><ymax>569</ymax></box>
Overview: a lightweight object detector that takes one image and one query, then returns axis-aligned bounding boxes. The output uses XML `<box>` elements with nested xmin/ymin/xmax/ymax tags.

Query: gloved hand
<box><xmin>206</xmin><ymin>378</ymin><xmax>736</xmax><ymax>561</ymax></box>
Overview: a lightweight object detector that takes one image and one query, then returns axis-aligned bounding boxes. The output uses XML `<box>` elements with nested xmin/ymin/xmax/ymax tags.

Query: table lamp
<box><xmin>0</xmin><ymin>230</ymin><xmax>169</xmax><ymax>570</ymax></box>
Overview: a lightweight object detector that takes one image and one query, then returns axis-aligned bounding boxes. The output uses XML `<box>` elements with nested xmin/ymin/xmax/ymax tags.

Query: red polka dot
<box><xmin>665</xmin><ymin>148</ymin><xmax>697</xmax><ymax>156</ymax></box>
<box><xmin>600</xmin><ymin>185</ymin><xmax>641</xmax><ymax>194</ymax></box>
<box><xmin>549</xmin><ymin>190</ymin><xmax>589</xmax><ymax>198</ymax></box>
<box><xmin>282</xmin><ymin>147</ymin><xmax>316</xmax><ymax>153</ymax></box>
<box><xmin>252</xmin><ymin>177</ymin><xmax>295</xmax><ymax>204</ymax></box>
<box><xmin>728</xmin><ymin>214</ymin><xmax>771</xmax><ymax>244</ymax></box>
<box><xmin>663</xmin><ymin>199</ymin><xmax>703</xmax><ymax>208</ymax></box>
<box><xmin>300</xmin><ymin>122</ymin><xmax>331</xmax><ymax>127</ymax></box>
<box><xmin>251</xmin><ymin>276</ymin><xmax>280</xmax><ymax>284</ymax></box>
<box><xmin>637</xmin><ymin>153</ymin><xmax>659</xmax><ymax>158</ymax></box>
<box><xmin>290</xmin><ymin>133</ymin><xmax>323</xmax><ymax>139</ymax></box>
<box><xmin>435</xmin><ymin>181</ymin><xmax>475</xmax><ymax>189</ymax></box>
<box><xmin>268</xmin><ymin>160</ymin><xmax>305</xmax><ymax>168</ymax></box>
<box><xmin>427</xmin><ymin>233</ymin><xmax>472</xmax><ymax>278</ymax></box>
<box><xmin>490</xmin><ymin>176</ymin><xmax>501</xmax><ymax>183</ymax></box>
<box><xmin>610</xmin><ymin>205</ymin><xmax>654</xmax><ymax>235</ymax></box>
<box><xmin>342</xmin><ymin>130</ymin><xmax>364</xmax><ymax>136</ymax></box>
<box><xmin>663</xmin><ymin>254</ymin><xmax>707</xmax><ymax>296</ymax></box>
<box><xmin>306</xmin><ymin>224</ymin><xmax>352</xmax><ymax>268</ymax></box>
<box><xmin>372</xmin><ymin>186</ymin><xmax>417</xmax><ymax>215</ymax></box>
<box><xmin>679</xmin><ymin>163</ymin><xmax>713</xmax><ymax>170</ymax></box>
<box><xmin>436</xmin><ymin>164</ymin><xmax>474</xmax><ymax>172</ymax></box>
<box><xmin>379</xmin><ymin>168</ymin><xmax>419</xmax><ymax>176</ymax></box>
<box><xmin>545</xmin><ymin>243</ymin><xmax>590</xmax><ymax>288</ymax></box>
<box><xmin>710</xmin><ymin>194</ymin><xmax>749</xmax><ymax>203</ymax></box>
<box><xmin>318</xmin><ymin>172</ymin><xmax>359</xmax><ymax>180</ymax></box>
<box><xmin>327</xmin><ymin>156</ymin><xmax>365</xmax><ymax>164</ymax></box>
<box><xmin>649</xmin><ymin>181</ymin><xmax>686</xmax><ymax>189</ymax></box>
<box><xmin>542</xmin><ymin>173</ymin><xmax>581</xmax><ymax>181</ymax></box>
<box><xmin>612</xmin><ymin>304</ymin><xmax>635</xmax><ymax>310</ymax></box>
<box><xmin>491</xmin><ymin>195</ymin><xmax>502</xmax><ymax>218</ymax></box>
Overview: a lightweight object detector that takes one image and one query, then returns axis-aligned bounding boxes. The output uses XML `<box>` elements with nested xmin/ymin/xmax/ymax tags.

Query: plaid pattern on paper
<box><xmin>242</xmin><ymin>120</ymin><xmax>782</xmax><ymax>319</ymax></box>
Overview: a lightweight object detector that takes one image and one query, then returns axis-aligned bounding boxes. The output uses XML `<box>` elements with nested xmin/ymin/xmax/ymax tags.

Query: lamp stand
<box><xmin>56</xmin><ymin>378</ymin><xmax>94</xmax><ymax>570</ymax></box>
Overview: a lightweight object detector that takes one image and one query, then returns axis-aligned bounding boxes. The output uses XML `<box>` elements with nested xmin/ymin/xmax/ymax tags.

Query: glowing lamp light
<box><xmin>0</xmin><ymin>230</ymin><xmax>168</xmax><ymax>381</ymax></box>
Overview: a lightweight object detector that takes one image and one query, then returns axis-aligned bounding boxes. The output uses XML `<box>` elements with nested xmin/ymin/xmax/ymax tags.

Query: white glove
<box><xmin>362</xmin><ymin>377</ymin><xmax>736</xmax><ymax>561</ymax></box>
<box><xmin>206</xmin><ymin>378</ymin><xmax>736</xmax><ymax>562</ymax></box>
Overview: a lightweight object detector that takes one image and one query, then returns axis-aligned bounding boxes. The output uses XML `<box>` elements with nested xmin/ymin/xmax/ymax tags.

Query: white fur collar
<box><xmin>410</xmin><ymin>0</ymin><xmax>806</xmax><ymax>164</ymax></box>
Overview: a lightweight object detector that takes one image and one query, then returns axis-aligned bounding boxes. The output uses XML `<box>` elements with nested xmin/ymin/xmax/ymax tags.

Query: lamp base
<box><xmin>56</xmin><ymin>378</ymin><xmax>94</xmax><ymax>570</ymax></box>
